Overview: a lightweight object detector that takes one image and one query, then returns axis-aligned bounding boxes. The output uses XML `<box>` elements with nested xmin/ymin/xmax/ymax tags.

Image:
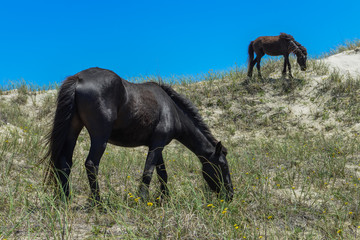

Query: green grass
<box><xmin>1</xmin><ymin>43</ymin><xmax>360</xmax><ymax>239</ymax></box>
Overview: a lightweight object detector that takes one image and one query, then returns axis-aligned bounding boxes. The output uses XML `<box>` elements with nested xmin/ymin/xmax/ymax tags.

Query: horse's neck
<box><xmin>288</xmin><ymin>40</ymin><xmax>300</xmax><ymax>53</ymax></box>
<box><xmin>176</xmin><ymin>124</ymin><xmax>214</xmax><ymax>160</ymax></box>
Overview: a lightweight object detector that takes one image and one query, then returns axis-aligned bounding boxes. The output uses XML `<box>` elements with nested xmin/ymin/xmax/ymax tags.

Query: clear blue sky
<box><xmin>1</xmin><ymin>0</ymin><xmax>359</xmax><ymax>87</ymax></box>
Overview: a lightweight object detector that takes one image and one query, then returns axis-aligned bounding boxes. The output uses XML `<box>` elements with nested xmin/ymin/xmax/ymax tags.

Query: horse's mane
<box><xmin>160</xmin><ymin>84</ymin><xmax>220</xmax><ymax>148</ymax></box>
<box><xmin>279</xmin><ymin>32</ymin><xmax>294</xmax><ymax>41</ymax></box>
<box><xmin>280</xmin><ymin>32</ymin><xmax>307</xmax><ymax>56</ymax></box>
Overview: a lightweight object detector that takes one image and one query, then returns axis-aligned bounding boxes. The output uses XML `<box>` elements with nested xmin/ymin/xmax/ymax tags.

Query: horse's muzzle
<box><xmin>225</xmin><ymin>184</ymin><xmax>234</xmax><ymax>202</ymax></box>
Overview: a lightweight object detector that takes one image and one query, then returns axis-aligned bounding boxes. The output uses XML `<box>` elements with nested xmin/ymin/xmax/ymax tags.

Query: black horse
<box><xmin>44</xmin><ymin>67</ymin><xmax>233</xmax><ymax>204</ymax></box>
<box><xmin>247</xmin><ymin>33</ymin><xmax>307</xmax><ymax>79</ymax></box>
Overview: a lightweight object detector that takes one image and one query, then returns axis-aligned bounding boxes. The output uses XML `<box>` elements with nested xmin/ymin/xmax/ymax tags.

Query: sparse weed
<box><xmin>328</xmin><ymin>39</ymin><xmax>360</xmax><ymax>56</ymax></box>
<box><xmin>13</xmin><ymin>83</ymin><xmax>29</xmax><ymax>105</ymax></box>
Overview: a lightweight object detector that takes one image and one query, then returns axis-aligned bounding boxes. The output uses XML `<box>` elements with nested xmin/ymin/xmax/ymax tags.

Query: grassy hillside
<box><xmin>1</xmin><ymin>42</ymin><xmax>360</xmax><ymax>239</ymax></box>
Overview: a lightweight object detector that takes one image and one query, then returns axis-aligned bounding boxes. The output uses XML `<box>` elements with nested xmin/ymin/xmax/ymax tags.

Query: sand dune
<box><xmin>322</xmin><ymin>48</ymin><xmax>360</xmax><ymax>77</ymax></box>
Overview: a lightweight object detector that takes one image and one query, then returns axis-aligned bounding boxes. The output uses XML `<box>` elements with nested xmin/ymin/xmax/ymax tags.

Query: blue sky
<box><xmin>0</xmin><ymin>0</ymin><xmax>359</xmax><ymax>87</ymax></box>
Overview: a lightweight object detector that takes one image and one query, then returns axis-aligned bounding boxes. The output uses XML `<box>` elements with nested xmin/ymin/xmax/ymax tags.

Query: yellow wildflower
<box><xmin>222</xmin><ymin>208</ymin><xmax>228</xmax><ymax>214</ymax></box>
<box><xmin>147</xmin><ymin>202</ymin><xmax>153</xmax><ymax>206</ymax></box>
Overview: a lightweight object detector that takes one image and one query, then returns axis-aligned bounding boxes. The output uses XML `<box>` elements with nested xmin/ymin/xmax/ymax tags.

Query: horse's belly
<box><xmin>108</xmin><ymin>129</ymin><xmax>150</xmax><ymax>147</ymax></box>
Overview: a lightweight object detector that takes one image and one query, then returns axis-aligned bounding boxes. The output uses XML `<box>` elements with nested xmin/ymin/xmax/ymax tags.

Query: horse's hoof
<box><xmin>138</xmin><ymin>185</ymin><xmax>150</xmax><ymax>201</ymax></box>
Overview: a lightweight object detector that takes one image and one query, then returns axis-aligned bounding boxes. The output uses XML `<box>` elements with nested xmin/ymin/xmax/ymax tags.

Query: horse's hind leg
<box><xmin>76</xmin><ymin>87</ymin><xmax>116</xmax><ymax>206</ymax></box>
<box><xmin>56</xmin><ymin>113</ymin><xmax>83</xmax><ymax>200</ymax></box>
<box><xmin>287</xmin><ymin>56</ymin><xmax>293</xmax><ymax>78</ymax></box>
<box><xmin>253</xmin><ymin>48</ymin><xmax>264</xmax><ymax>79</ymax></box>
<box><xmin>255</xmin><ymin>56</ymin><xmax>264</xmax><ymax>79</ymax></box>
<box><xmin>247</xmin><ymin>59</ymin><xmax>257</xmax><ymax>78</ymax></box>
<box><xmin>85</xmin><ymin>133</ymin><xmax>110</xmax><ymax>204</ymax></box>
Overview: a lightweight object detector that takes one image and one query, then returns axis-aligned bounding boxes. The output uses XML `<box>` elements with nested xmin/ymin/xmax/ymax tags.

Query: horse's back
<box><xmin>76</xmin><ymin>67</ymin><xmax>120</xmax><ymax>83</ymax></box>
<box><xmin>108</xmin><ymin>82</ymin><xmax>180</xmax><ymax>147</ymax></box>
<box><xmin>70</xmin><ymin>67</ymin><xmax>181</xmax><ymax>147</ymax></box>
<box><xmin>252</xmin><ymin>35</ymin><xmax>287</xmax><ymax>56</ymax></box>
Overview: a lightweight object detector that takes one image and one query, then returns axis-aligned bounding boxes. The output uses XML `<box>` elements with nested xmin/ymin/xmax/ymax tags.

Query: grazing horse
<box><xmin>44</xmin><ymin>67</ymin><xmax>233</xmax><ymax>204</ymax></box>
<box><xmin>247</xmin><ymin>33</ymin><xmax>307</xmax><ymax>79</ymax></box>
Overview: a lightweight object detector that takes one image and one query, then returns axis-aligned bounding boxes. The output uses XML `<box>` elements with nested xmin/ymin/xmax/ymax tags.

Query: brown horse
<box><xmin>247</xmin><ymin>33</ymin><xmax>307</xmax><ymax>79</ymax></box>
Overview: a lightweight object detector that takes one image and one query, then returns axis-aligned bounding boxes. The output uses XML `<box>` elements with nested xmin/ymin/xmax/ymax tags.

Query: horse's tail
<box><xmin>247</xmin><ymin>41</ymin><xmax>254</xmax><ymax>66</ymax></box>
<box><xmin>42</xmin><ymin>75</ymin><xmax>79</xmax><ymax>186</ymax></box>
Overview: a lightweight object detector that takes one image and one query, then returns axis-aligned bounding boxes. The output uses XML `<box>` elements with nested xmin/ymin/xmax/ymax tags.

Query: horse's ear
<box><xmin>215</xmin><ymin>142</ymin><xmax>223</xmax><ymax>155</ymax></box>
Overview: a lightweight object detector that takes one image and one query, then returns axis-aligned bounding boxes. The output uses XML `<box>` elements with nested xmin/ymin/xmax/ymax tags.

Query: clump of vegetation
<box><xmin>321</xmin><ymin>39</ymin><xmax>360</xmax><ymax>57</ymax></box>
<box><xmin>330</xmin><ymin>39</ymin><xmax>360</xmax><ymax>55</ymax></box>
<box><xmin>1</xmin><ymin>41</ymin><xmax>360</xmax><ymax>239</ymax></box>
<box><xmin>13</xmin><ymin>83</ymin><xmax>29</xmax><ymax>105</ymax></box>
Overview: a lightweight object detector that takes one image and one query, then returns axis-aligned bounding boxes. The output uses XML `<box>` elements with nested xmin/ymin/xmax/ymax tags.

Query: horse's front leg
<box><xmin>286</xmin><ymin>55</ymin><xmax>293</xmax><ymax>78</ymax></box>
<box><xmin>139</xmin><ymin>147</ymin><xmax>164</xmax><ymax>200</ymax></box>
<box><xmin>156</xmin><ymin>154</ymin><xmax>169</xmax><ymax>199</ymax></box>
<box><xmin>282</xmin><ymin>55</ymin><xmax>288</xmax><ymax>77</ymax></box>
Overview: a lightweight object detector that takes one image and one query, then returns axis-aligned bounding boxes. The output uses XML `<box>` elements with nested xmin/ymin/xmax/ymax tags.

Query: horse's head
<box><xmin>289</xmin><ymin>40</ymin><xmax>307</xmax><ymax>71</ymax></box>
<box><xmin>202</xmin><ymin>142</ymin><xmax>234</xmax><ymax>201</ymax></box>
<box><xmin>295</xmin><ymin>46</ymin><xmax>308</xmax><ymax>71</ymax></box>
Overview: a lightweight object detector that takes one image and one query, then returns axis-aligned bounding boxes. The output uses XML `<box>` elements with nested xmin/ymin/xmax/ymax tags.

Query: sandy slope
<box><xmin>322</xmin><ymin>48</ymin><xmax>360</xmax><ymax>77</ymax></box>
<box><xmin>215</xmin><ymin>48</ymin><xmax>360</xmax><ymax>143</ymax></box>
